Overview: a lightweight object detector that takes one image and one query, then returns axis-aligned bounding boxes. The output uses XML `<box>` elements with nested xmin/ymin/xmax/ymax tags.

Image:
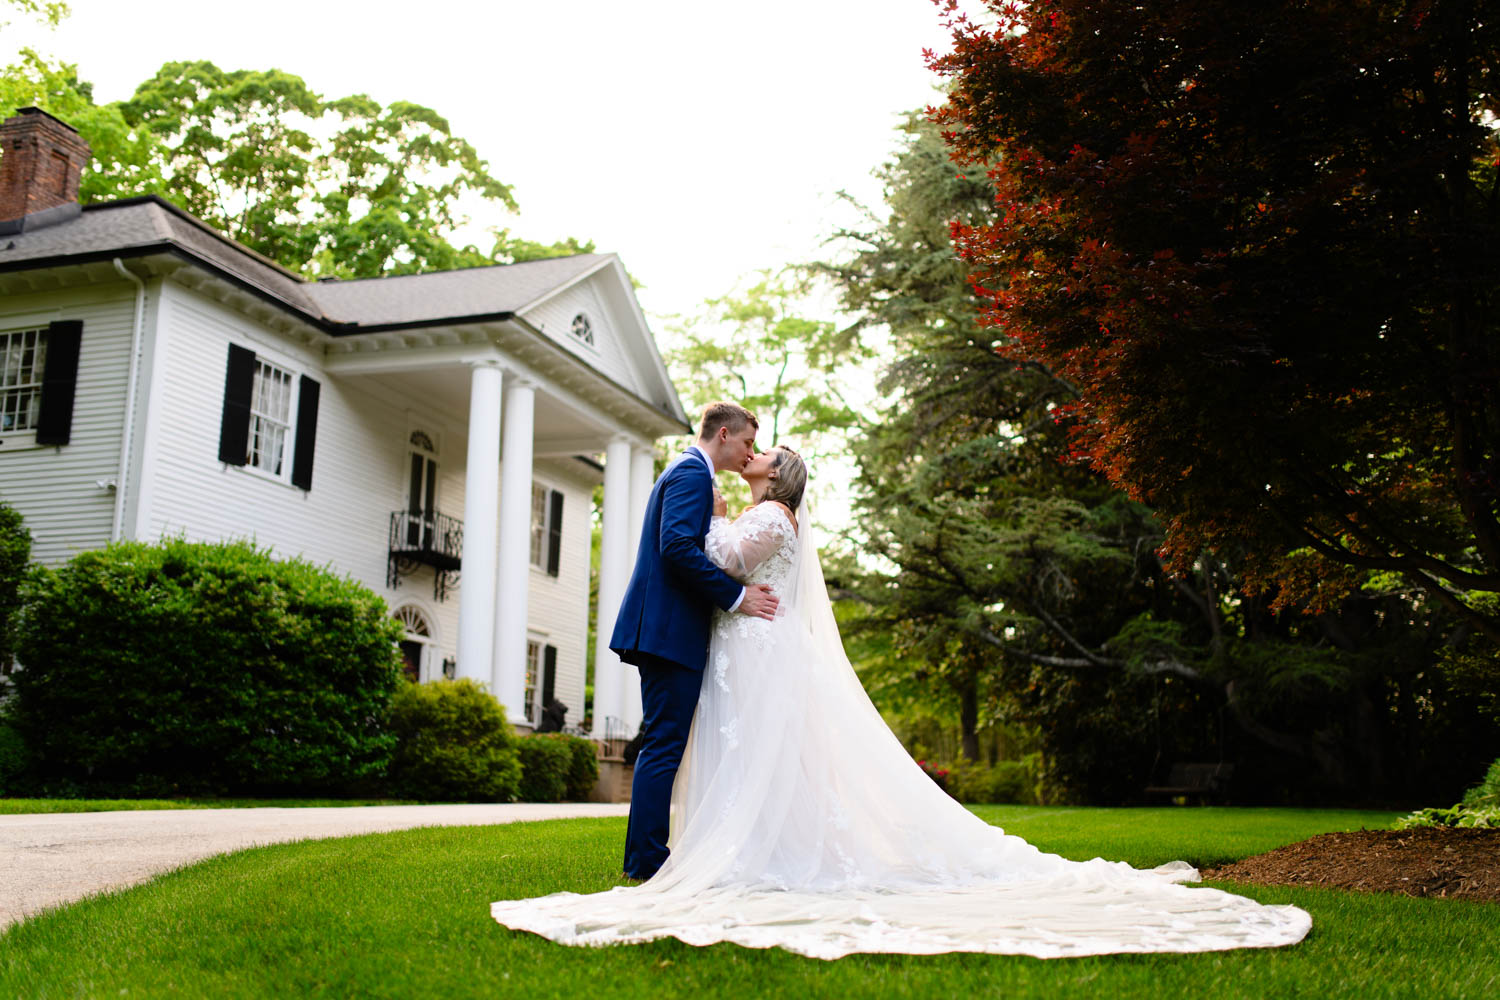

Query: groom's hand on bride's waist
<box><xmin>738</xmin><ymin>584</ymin><xmax>778</xmax><ymax>620</ymax></box>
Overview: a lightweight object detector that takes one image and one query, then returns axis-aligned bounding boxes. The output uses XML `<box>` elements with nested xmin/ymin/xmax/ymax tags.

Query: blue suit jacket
<box><xmin>610</xmin><ymin>451</ymin><xmax>743</xmax><ymax>672</ymax></box>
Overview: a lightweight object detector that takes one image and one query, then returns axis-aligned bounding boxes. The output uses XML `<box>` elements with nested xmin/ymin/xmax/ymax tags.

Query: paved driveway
<box><xmin>0</xmin><ymin>802</ymin><xmax>631</xmax><ymax>931</ymax></box>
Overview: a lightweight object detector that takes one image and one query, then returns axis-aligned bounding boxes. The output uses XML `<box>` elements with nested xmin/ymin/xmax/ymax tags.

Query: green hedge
<box><xmin>10</xmin><ymin>539</ymin><xmax>404</xmax><ymax>796</ymax></box>
<box><xmin>515</xmin><ymin>733</ymin><xmax>598</xmax><ymax>802</ymax></box>
<box><xmin>0</xmin><ymin>720</ymin><xmax>26</xmax><ymax>795</ymax></box>
<box><xmin>0</xmin><ymin>499</ymin><xmax>30</xmax><ymax>676</ymax></box>
<box><xmin>385</xmin><ymin>679</ymin><xmax>521</xmax><ymax>802</ymax></box>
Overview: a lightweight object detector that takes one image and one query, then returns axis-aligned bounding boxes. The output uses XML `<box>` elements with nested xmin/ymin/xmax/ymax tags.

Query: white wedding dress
<box><xmin>491</xmin><ymin>500</ymin><xmax>1312</xmax><ymax>959</ymax></box>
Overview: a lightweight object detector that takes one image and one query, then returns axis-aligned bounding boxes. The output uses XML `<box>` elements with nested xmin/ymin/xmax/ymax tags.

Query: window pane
<box><xmin>0</xmin><ymin>329</ymin><xmax>46</xmax><ymax>432</ymax></box>
<box><xmin>524</xmin><ymin>640</ymin><xmax>541</xmax><ymax>723</ymax></box>
<box><xmin>530</xmin><ymin>484</ymin><xmax>547</xmax><ymax>567</ymax></box>
<box><xmin>248</xmin><ymin>359</ymin><xmax>294</xmax><ymax>474</ymax></box>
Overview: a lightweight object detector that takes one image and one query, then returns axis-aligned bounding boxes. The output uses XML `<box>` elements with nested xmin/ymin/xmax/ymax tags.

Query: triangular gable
<box><xmin>518</xmin><ymin>257</ymin><xmax>687</xmax><ymax>425</ymax></box>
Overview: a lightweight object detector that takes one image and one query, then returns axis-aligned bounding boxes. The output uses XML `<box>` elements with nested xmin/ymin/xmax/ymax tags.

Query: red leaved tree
<box><xmin>930</xmin><ymin>0</ymin><xmax>1500</xmax><ymax>643</ymax></box>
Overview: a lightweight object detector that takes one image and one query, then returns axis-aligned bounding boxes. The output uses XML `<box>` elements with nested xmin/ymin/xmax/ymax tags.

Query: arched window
<box><xmin>570</xmin><ymin>312</ymin><xmax>595</xmax><ymax>347</ymax></box>
<box><xmin>393</xmin><ymin>604</ymin><xmax>436</xmax><ymax>683</ymax></box>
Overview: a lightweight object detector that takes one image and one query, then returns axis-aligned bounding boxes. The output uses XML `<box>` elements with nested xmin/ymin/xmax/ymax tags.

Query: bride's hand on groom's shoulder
<box><xmin>739</xmin><ymin>584</ymin><xmax>778</xmax><ymax>621</ymax></box>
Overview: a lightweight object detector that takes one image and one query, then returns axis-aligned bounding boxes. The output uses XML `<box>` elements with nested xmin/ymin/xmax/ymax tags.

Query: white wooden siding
<box><xmin>138</xmin><ymin>279</ymin><xmax>593</xmax><ymax>715</ymax></box>
<box><xmin>524</xmin><ymin>459</ymin><xmax>596</xmax><ymax>726</ymax></box>
<box><xmin>0</xmin><ymin>283</ymin><xmax>136</xmax><ymax>565</ymax></box>
<box><xmin>523</xmin><ymin>279</ymin><xmax>647</xmax><ymax>395</ymax></box>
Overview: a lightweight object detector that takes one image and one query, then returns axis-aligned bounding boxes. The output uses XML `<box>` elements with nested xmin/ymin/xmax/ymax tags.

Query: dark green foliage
<box><xmin>0</xmin><ymin>499</ymin><xmax>30</xmax><ymax>674</ymax></box>
<box><xmin>10</xmin><ymin>539</ymin><xmax>403</xmax><ymax>796</ymax></box>
<box><xmin>514</xmin><ymin>734</ymin><xmax>572</xmax><ymax>803</ymax></box>
<box><xmin>526</xmin><ymin>732</ymin><xmax>599</xmax><ymax>801</ymax></box>
<box><xmin>1461</xmin><ymin>759</ymin><xmax>1500</xmax><ymax>810</ymax></box>
<box><xmin>0</xmin><ymin>720</ymin><xmax>26</xmax><ymax>794</ymax></box>
<box><xmin>824</xmin><ymin>103</ymin><xmax>1500</xmax><ymax>807</ymax></box>
<box><xmin>385</xmin><ymin>679</ymin><xmax>520</xmax><ymax>802</ymax></box>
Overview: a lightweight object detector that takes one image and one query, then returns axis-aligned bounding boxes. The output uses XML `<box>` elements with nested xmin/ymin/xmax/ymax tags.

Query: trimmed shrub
<box><xmin>0</xmin><ymin>499</ymin><xmax>30</xmax><ymax>677</ymax></box>
<box><xmin>1461</xmin><ymin>758</ymin><xmax>1500</xmax><ymax>809</ymax></box>
<box><xmin>386</xmin><ymin>679</ymin><xmax>521</xmax><ymax>802</ymax></box>
<box><xmin>0</xmin><ymin>720</ymin><xmax>26</xmax><ymax>794</ymax></box>
<box><xmin>526</xmin><ymin>732</ymin><xmax>598</xmax><ymax>800</ymax></box>
<box><xmin>516</xmin><ymin>734</ymin><xmax>572</xmax><ymax>803</ymax></box>
<box><xmin>11</xmin><ymin>539</ymin><xmax>404</xmax><ymax>796</ymax></box>
<box><xmin>944</xmin><ymin>755</ymin><xmax>1041</xmax><ymax>805</ymax></box>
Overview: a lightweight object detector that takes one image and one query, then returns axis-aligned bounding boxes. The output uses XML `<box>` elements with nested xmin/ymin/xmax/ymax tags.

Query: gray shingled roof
<box><xmin>0</xmin><ymin>196</ymin><xmax>610</xmax><ymax>332</ymax></box>
<box><xmin>303</xmin><ymin>253</ymin><xmax>609</xmax><ymax>327</ymax></box>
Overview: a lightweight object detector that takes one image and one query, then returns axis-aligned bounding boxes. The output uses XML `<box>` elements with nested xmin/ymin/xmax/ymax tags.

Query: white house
<box><xmin>0</xmin><ymin>107</ymin><xmax>685</xmax><ymax>740</ymax></box>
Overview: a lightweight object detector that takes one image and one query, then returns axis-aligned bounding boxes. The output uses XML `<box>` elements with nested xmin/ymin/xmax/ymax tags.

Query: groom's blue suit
<box><xmin>611</xmin><ymin>447</ymin><xmax>743</xmax><ymax>879</ymax></box>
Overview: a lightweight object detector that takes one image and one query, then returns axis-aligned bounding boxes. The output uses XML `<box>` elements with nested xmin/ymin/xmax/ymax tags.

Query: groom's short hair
<box><xmin>698</xmin><ymin>401</ymin><xmax>758</xmax><ymax>441</ymax></box>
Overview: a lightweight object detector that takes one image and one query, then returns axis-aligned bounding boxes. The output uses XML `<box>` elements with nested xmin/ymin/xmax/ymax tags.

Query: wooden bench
<box><xmin>1144</xmin><ymin>762</ymin><xmax>1235</xmax><ymax>804</ymax></box>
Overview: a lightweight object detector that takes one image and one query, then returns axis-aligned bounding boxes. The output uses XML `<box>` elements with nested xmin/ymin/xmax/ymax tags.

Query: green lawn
<box><xmin>2</xmin><ymin>806</ymin><xmax>1495</xmax><ymax>1000</ymax></box>
<box><xmin>0</xmin><ymin>797</ymin><xmax>419</xmax><ymax>814</ymax></box>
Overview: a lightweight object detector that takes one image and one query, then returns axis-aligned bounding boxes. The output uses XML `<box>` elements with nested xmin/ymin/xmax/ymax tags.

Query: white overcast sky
<box><xmin>13</xmin><ymin>0</ymin><xmax>958</xmax><ymax>325</ymax></box>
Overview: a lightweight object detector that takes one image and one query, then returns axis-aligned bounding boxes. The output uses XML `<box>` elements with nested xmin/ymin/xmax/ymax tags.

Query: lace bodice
<box><xmin>704</xmin><ymin>502</ymin><xmax>798</xmax><ymax>591</ymax></box>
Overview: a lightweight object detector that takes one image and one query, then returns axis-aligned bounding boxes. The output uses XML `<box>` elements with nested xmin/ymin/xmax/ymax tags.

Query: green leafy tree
<box><xmin>826</xmin><ymin>107</ymin><xmax>1498</xmax><ymax>803</ymax></box>
<box><xmin>0</xmin><ymin>0</ymin><xmax>68</xmax><ymax>33</ymax></box>
<box><xmin>0</xmin><ymin>51</ymin><xmax>164</xmax><ymax>201</ymax></box>
<box><xmin>666</xmin><ymin>272</ymin><xmax>870</xmax><ymax>510</ymax></box>
<box><xmin>1</xmin><ymin>52</ymin><xmax>589</xmax><ymax>278</ymax></box>
<box><xmin>931</xmin><ymin>0</ymin><xmax>1500</xmax><ymax>646</ymax></box>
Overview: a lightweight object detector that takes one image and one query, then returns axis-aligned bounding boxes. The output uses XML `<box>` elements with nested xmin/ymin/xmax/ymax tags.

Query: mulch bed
<box><xmin>1201</xmin><ymin>827</ymin><xmax>1500</xmax><ymax>903</ymax></box>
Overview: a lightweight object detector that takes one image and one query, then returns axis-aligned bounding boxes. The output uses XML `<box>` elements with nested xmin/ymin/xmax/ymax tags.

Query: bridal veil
<box><xmin>491</xmin><ymin>497</ymin><xmax>1311</xmax><ymax>959</ymax></box>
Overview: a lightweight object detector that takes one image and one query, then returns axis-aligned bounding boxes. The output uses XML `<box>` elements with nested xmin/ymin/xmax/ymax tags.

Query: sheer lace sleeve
<box><xmin>705</xmin><ymin>504</ymin><xmax>793</xmax><ymax>580</ymax></box>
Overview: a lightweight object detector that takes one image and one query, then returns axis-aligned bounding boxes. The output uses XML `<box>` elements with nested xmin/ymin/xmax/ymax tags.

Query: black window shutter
<box><xmin>542</xmin><ymin>644</ymin><xmax>557</xmax><ymax>706</ymax></box>
<box><xmin>35</xmin><ymin>319</ymin><xmax>83</xmax><ymax>446</ymax></box>
<box><xmin>546</xmin><ymin>489</ymin><xmax>564</xmax><ymax>577</ymax></box>
<box><xmin>290</xmin><ymin>375</ymin><xmax>320</xmax><ymax>491</ymax></box>
<box><xmin>217</xmin><ymin>344</ymin><xmax>256</xmax><ymax>465</ymax></box>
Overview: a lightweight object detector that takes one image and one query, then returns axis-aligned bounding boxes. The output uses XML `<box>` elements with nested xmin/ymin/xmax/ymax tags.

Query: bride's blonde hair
<box><xmin>761</xmin><ymin>445</ymin><xmax>807</xmax><ymax>512</ymax></box>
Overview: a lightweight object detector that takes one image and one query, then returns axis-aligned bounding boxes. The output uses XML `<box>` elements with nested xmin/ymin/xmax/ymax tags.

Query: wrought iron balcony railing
<box><xmin>388</xmin><ymin>509</ymin><xmax>462</xmax><ymax>601</ymax></box>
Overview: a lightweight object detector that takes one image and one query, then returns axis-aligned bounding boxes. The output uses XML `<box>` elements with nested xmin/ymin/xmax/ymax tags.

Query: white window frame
<box><xmin>0</xmin><ymin>326</ymin><xmax>47</xmax><ymax>451</ymax></box>
<box><xmin>523</xmin><ymin>634</ymin><xmax>545</xmax><ymax>725</ymax></box>
<box><xmin>243</xmin><ymin>357</ymin><xmax>299</xmax><ymax>485</ymax></box>
<box><xmin>529</xmin><ymin>482</ymin><xmax>551</xmax><ymax>569</ymax></box>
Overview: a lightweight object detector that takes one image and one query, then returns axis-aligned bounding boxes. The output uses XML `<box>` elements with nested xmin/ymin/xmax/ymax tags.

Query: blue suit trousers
<box><xmin>623</xmin><ymin>657</ymin><xmax>704</xmax><ymax>879</ymax></box>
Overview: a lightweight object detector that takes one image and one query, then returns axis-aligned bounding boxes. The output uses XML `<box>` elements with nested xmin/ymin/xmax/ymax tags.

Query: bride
<box><xmin>491</xmin><ymin>446</ymin><xmax>1312</xmax><ymax>960</ymax></box>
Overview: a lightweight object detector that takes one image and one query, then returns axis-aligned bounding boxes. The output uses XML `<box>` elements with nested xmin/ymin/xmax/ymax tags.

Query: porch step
<box><xmin>591</xmin><ymin>756</ymin><xmax>634</xmax><ymax>804</ymax></box>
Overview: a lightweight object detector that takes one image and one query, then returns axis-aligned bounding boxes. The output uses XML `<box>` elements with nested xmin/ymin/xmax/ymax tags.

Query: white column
<box><xmin>494</xmin><ymin>376</ymin><xmax>536</xmax><ymax>724</ymax></box>
<box><xmin>628</xmin><ymin>446</ymin><xmax>655</xmax><ymax>565</ymax></box>
<box><xmin>456</xmin><ymin>362</ymin><xmax>502</xmax><ymax>685</ymax></box>
<box><xmin>592</xmin><ymin>436</ymin><xmax>634</xmax><ymax>738</ymax></box>
<box><xmin>622</xmin><ymin>445</ymin><xmax>656</xmax><ymax>733</ymax></box>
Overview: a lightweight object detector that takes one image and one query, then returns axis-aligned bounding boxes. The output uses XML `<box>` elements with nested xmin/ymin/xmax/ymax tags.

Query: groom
<box><xmin>610</xmin><ymin>401</ymin><xmax>780</xmax><ymax>880</ymax></box>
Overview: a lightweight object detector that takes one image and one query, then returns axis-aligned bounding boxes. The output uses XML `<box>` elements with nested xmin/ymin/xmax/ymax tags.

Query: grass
<box><xmin>2</xmin><ymin>806</ymin><xmax>1495</xmax><ymax>1000</ymax></box>
<box><xmin>0</xmin><ymin>797</ymin><xmax>419</xmax><ymax>814</ymax></box>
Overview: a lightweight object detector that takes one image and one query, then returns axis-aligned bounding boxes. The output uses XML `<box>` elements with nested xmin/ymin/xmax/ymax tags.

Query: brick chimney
<box><xmin>0</xmin><ymin>107</ymin><xmax>92</xmax><ymax>235</ymax></box>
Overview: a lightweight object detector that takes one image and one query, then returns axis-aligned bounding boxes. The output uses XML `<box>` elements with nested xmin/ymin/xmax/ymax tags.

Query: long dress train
<box><xmin>491</xmin><ymin>500</ymin><xmax>1311</xmax><ymax>960</ymax></box>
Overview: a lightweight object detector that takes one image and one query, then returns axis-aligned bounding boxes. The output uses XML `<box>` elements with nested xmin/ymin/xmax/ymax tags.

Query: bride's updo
<box><xmin>762</xmin><ymin>445</ymin><xmax>807</xmax><ymax>512</ymax></box>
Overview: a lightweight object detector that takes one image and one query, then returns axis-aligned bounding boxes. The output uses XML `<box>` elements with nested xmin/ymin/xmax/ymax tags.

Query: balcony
<box><xmin>387</xmin><ymin>509</ymin><xmax>463</xmax><ymax>601</ymax></box>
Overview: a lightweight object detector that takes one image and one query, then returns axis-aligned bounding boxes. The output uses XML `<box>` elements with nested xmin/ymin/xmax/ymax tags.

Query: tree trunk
<box><xmin>960</xmin><ymin>672</ymin><xmax>980</xmax><ymax>763</ymax></box>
